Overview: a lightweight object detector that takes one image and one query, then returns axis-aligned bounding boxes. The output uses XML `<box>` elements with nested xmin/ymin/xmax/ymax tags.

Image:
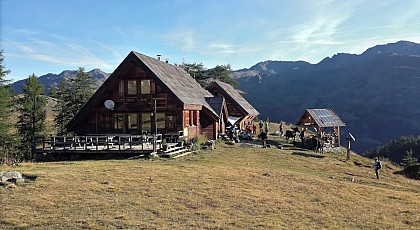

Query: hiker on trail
<box><xmin>373</xmin><ymin>157</ymin><xmax>382</xmax><ymax>179</ymax></box>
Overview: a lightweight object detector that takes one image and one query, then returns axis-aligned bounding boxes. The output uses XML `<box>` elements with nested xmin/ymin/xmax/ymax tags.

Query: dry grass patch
<box><xmin>1</xmin><ymin>143</ymin><xmax>419</xmax><ymax>229</ymax></box>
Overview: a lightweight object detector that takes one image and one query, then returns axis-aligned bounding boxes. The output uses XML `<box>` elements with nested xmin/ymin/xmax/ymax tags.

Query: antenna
<box><xmin>104</xmin><ymin>100</ymin><xmax>115</xmax><ymax>110</ymax></box>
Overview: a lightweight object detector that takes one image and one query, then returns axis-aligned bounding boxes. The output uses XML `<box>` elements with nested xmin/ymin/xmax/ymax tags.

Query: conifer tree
<box><xmin>0</xmin><ymin>51</ymin><xmax>17</xmax><ymax>163</ymax></box>
<box><xmin>51</xmin><ymin>67</ymin><xmax>94</xmax><ymax>134</ymax></box>
<box><xmin>402</xmin><ymin>149</ymin><xmax>418</xmax><ymax>168</ymax></box>
<box><xmin>178</xmin><ymin>62</ymin><xmax>208</xmax><ymax>87</ymax></box>
<box><xmin>207</xmin><ymin>64</ymin><xmax>238</xmax><ymax>87</ymax></box>
<box><xmin>50</xmin><ymin>78</ymin><xmax>73</xmax><ymax>134</ymax></box>
<box><xmin>16</xmin><ymin>74</ymin><xmax>47</xmax><ymax>160</ymax></box>
<box><xmin>179</xmin><ymin>62</ymin><xmax>238</xmax><ymax>88</ymax></box>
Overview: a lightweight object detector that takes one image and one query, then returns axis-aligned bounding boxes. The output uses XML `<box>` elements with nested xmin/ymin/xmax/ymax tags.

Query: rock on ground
<box><xmin>0</xmin><ymin>171</ymin><xmax>25</xmax><ymax>183</ymax></box>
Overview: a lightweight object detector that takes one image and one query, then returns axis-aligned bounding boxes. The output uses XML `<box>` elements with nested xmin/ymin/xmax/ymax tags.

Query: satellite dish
<box><xmin>104</xmin><ymin>100</ymin><xmax>115</xmax><ymax>110</ymax></box>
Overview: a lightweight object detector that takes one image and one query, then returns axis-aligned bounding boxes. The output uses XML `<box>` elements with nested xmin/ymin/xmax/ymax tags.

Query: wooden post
<box><xmin>151</xmin><ymin>99</ymin><xmax>157</xmax><ymax>157</ymax></box>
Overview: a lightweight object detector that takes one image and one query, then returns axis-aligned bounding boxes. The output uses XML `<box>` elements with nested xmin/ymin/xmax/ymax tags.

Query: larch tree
<box><xmin>206</xmin><ymin>64</ymin><xmax>238</xmax><ymax>87</ymax></box>
<box><xmin>51</xmin><ymin>67</ymin><xmax>94</xmax><ymax>135</ymax></box>
<box><xmin>16</xmin><ymin>74</ymin><xmax>47</xmax><ymax>160</ymax></box>
<box><xmin>178</xmin><ymin>62</ymin><xmax>208</xmax><ymax>88</ymax></box>
<box><xmin>0</xmin><ymin>50</ymin><xmax>17</xmax><ymax>164</ymax></box>
<box><xmin>179</xmin><ymin>62</ymin><xmax>238</xmax><ymax>88</ymax></box>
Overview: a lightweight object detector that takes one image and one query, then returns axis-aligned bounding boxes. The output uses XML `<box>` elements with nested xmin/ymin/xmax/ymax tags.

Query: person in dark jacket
<box><xmin>373</xmin><ymin>157</ymin><xmax>382</xmax><ymax>179</ymax></box>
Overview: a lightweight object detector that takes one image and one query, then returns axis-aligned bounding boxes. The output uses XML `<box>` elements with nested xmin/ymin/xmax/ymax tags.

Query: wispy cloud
<box><xmin>290</xmin><ymin>1</ymin><xmax>361</xmax><ymax>45</ymax></box>
<box><xmin>4</xmin><ymin>30</ymin><xmax>114</xmax><ymax>70</ymax></box>
<box><xmin>163</xmin><ymin>29</ymin><xmax>198</xmax><ymax>52</ymax></box>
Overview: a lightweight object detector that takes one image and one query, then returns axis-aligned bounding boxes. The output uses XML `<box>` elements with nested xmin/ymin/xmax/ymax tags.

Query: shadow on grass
<box><xmin>353</xmin><ymin>161</ymin><xmax>371</xmax><ymax>168</ymax></box>
<box><xmin>292</xmin><ymin>151</ymin><xmax>325</xmax><ymax>159</ymax></box>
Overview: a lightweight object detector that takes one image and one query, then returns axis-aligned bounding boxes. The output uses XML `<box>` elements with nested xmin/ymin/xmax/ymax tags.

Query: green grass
<box><xmin>1</xmin><ymin>137</ymin><xmax>419</xmax><ymax>229</ymax></box>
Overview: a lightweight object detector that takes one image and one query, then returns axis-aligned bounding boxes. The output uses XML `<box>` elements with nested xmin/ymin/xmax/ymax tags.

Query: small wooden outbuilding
<box><xmin>206</xmin><ymin>80</ymin><xmax>259</xmax><ymax>130</ymax></box>
<box><xmin>296</xmin><ymin>108</ymin><xmax>346</xmax><ymax>146</ymax></box>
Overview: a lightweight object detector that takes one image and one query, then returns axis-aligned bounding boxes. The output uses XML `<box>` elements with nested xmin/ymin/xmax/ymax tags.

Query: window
<box><xmin>127</xmin><ymin>113</ymin><xmax>138</xmax><ymax>130</ymax></box>
<box><xmin>141</xmin><ymin>113</ymin><xmax>151</xmax><ymax>134</ymax></box>
<box><xmin>166</xmin><ymin>115</ymin><xmax>176</xmax><ymax>129</ymax></box>
<box><xmin>127</xmin><ymin>80</ymin><xmax>137</xmax><ymax>95</ymax></box>
<box><xmin>156</xmin><ymin>113</ymin><xmax>165</xmax><ymax>129</ymax></box>
<box><xmin>114</xmin><ymin>113</ymin><xmax>124</xmax><ymax>130</ymax></box>
<box><xmin>141</xmin><ymin>80</ymin><xmax>150</xmax><ymax>94</ymax></box>
<box><xmin>118</xmin><ymin>81</ymin><xmax>124</xmax><ymax>96</ymax></box>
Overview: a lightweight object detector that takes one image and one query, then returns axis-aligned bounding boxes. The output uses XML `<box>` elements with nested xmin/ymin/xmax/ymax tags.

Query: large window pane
<box><xmin>127</xmin><ymin>80</ymin><xmax>137</xmax><ymax>95</ymax></box>
<box><xmin>119</xmin><ymin>81</ymin><xmax>124</xmax><ymax>96</ymax></box>
<box><xmin>141</xmin><ymin>113</ymin><xmax>151</xmax><ymax>134</ymax></box>
<box><xmin>141</xmin><ymin>80</ymin><xmax>150</xmax><ymax>94</ymax></box>
<box><xmin>128</xmin><ymin>113</ymin><xmax>138</xmax><ymax>130</ymax></box>
<box><xmin>114</xmin><ymin>113</ymin><xmax>124</xmax><ymax>130</ymax></box>
<box><xmin>157</xmin><ymin>113</ymin><xmax>165</xmax><ymax>129</ymax></box>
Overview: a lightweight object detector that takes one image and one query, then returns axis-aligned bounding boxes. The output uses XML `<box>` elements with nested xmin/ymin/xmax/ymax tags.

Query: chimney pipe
<box><xmin>157</xmin><ymin>54</ymin><xmax>161</xmax><ymax>61</ymax></box>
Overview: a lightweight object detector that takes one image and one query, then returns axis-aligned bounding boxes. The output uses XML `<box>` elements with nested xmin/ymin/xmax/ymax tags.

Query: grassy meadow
<box><xmin>1</xmin><ymin>136</ymin><xmax>419</xmax><ymax>229</ymax></box>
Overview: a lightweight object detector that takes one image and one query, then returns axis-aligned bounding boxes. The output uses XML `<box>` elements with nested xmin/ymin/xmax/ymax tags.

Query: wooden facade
<box><xmin>67</xmin><ymin>52</ymin><xmax>259</xmax><ymax>142</ymax></box>
<box><xmin>206</xmin><ymin>80</ymin><xmax>259</xmax><ymax>130</ymax></box>
<box><xmin>67</xmin><ymin>52</ymin><xmax>221</xmax><ymax>141</ymax></box>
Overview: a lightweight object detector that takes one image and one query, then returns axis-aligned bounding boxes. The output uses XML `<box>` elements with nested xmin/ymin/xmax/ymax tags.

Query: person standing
<box><xmin>260</xmin><ymin>131</ymin><xmax>267</xmax><ymax>148</ymax></box>
<box><xmin>279</xmin><ymin>122</ymin><xmax>283</xmax><ymax>136</ymax></box>
<box><xmin>299</xmin><ymin>129</ymin><xmax>305</xmax><ymax>144</ymax></box>
<box><xmin>265</xmin><ymin>117</ymin><xmax>270</xmax><ymax>133</ymax></box>
<box><xmin>373</xmin><ymin>157</ymin><xmax>382</xmax><ymax>179</ymax></box>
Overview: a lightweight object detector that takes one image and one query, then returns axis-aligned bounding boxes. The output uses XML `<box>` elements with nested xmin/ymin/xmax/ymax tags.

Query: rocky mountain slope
<box><xmin>233</xmin><ymin>41</ymin><xmax>420</xmax><ymax>154</ymax></box>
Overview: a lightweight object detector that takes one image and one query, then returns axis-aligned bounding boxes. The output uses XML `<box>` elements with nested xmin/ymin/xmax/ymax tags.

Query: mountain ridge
<box><xmin>12</xmin><ymin>68</ymin><xmax>110</xmax><ymax>95</ymax></box>
<box><xmin>233</xmin><ymin>40</ymin><xmax>420</xmax><ymax>155</ymax></box>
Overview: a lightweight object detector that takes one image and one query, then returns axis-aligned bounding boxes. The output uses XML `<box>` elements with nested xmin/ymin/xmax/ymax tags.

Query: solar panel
<box><xmin>313</xmin><ymin>109</ymin><xmax>338</xmax><ymax>126</ymax></box>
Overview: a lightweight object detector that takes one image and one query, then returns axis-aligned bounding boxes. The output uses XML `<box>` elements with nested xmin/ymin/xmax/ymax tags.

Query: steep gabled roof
<box><xmin>206</xmin><ymin>80</ymin><xmax>259</xmax><ymax>116</ymax></box>
<box><xmin>67</xmin><ymin>51</ymin><xmax>217</xmax><ymax>131</ymax></box>
<box><xmin>132</xmin><ymin>52</ymin><xmax>215</xmax><ymax>109</ymax></box>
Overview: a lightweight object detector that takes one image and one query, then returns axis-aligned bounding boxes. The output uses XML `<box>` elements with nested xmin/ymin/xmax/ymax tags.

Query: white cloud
<box><xmin>4</xmin><ymin>31</ymin><xmax>114</xmax><ymax>71</ymax></box>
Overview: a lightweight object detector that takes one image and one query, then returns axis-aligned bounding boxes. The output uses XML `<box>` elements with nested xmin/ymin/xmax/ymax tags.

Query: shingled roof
<box><xmin>132</xmin><ymin>52</ymin><xmax>216</xmax><ymax>113</ymax></box>
<box><xmin>206</xmin><ymin>80</ymin><xmax>259</xmax><ymax>116</ymax></box>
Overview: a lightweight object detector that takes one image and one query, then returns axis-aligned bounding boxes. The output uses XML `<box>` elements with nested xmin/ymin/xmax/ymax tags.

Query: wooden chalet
<box><xmin>66</xmin><ymin>51</ymin><xmax>255</xmax><ymax>142</ymax></box>
<box><xmin>296</xmin><ymin>108</ymin><xmax>346</xmax><ymax>146</ymax></box>
<box><xmin>206</xmin><ymin>80</ymin><xmax>259</xmax><ymax>130</ymax></box>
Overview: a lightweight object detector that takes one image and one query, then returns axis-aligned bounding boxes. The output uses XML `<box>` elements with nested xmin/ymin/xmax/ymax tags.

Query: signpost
<box><xmin>346</xmin><ymin>133</ymin><xmax>356</xmax><ymax>161</ymax></box>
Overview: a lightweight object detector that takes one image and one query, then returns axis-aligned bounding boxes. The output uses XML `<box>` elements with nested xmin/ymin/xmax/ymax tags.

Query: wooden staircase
<box><xmin>158</xmin><ymin>143</ymin><xmax>191</xmax><ymax>158</ymax></box>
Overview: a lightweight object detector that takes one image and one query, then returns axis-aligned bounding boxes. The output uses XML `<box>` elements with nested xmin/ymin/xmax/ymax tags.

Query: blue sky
<box><xmin>2</xmin><ymin>0</ymin><xmax>420</xmax><ymax>82</ymax></box>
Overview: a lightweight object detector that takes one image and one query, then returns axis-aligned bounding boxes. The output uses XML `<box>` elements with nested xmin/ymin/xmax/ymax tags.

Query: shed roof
<box><xmin>206</xmin><ymin>80</ymin><xmax>259</xmax><ymax>116</ymax></box>
<box><xmin>298</xmin><ymin>108</ymin><xmax>346</xmax><ymax>128</ymax></box>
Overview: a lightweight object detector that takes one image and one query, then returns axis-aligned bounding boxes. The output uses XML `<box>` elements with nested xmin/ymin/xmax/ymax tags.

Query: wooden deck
<box><xmin>32</xmin><ymin>134</ymin><xmax>164</xmax><ymax>158</ymax></box>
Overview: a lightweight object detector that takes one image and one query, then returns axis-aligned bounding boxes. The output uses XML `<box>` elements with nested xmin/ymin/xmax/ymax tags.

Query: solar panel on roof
<box><xmin>312</xmin><ymin>109</ymin><xmax>339</xmax><ymax>126</ymax></box>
